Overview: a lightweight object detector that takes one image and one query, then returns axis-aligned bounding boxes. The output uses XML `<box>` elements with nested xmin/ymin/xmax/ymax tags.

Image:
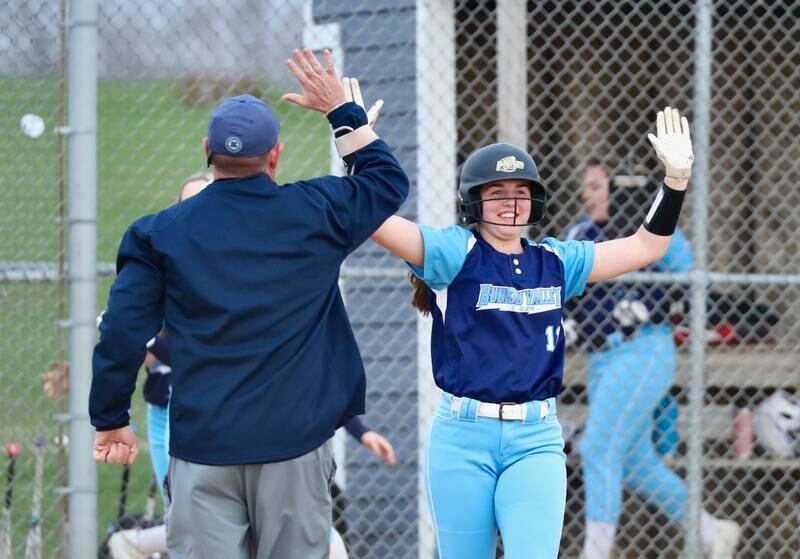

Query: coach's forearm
<box><xmin>91</xmin><ymin>223</ymin><xmax>164</xmax><ymax>430</ymax></box>
<box><xmin>90</xmin><ymin>340</ymin><xmax>142</xmax><ymax>430</ymax></box>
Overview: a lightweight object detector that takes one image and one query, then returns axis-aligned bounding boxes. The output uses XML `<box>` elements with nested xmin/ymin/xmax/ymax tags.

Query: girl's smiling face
<box><xmin>477</xmin><ymin>179</ymin><xmax>532</xmax><ymax>248</ymax></box>
<box><xmin>479</xmin><ymin>179</ymin><xmax>531</xmax><ymax>225</ymax></box>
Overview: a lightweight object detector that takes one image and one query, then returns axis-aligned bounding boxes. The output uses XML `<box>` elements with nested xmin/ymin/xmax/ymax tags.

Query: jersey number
<box><xmin>545</xmin><ymin>325</ymin><xmax>561</xmax><ymax>352</ymax></box>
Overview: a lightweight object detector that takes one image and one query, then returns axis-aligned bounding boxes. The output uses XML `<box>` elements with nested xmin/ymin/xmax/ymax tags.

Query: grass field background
<box><xmin>1</xmin><ymin>75</ymin><xmax>328</xmax><ymax>555</ymax></box>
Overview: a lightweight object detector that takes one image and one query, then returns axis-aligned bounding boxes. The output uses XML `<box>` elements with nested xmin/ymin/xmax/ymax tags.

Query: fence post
<box><xmin>686</xmin><ymin>1</ymin><xmax>713</xmax><ymax>557</ymax></box>
<box><xmin>66</xmin><ymin>0</ymin><xmax>99</xmax><ymax>556</ymax></box>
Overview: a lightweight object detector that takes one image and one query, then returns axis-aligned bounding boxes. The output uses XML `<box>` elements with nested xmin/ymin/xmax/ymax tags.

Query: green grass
<box><xmin>1</xmin><ymin>76</ymin><xmax>330</xmax><ymax>261</ymax></box>
<box><xmin>1</xmin><ymin>75</ymin><xmax>330</xmax><ymax>554</ymax></box>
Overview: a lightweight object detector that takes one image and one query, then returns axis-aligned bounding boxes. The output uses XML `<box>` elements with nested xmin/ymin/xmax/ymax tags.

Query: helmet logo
<box><xmin>495</xmin><ymin>156</ymin><xmax>525</xmax><ymax>172</ymax></box>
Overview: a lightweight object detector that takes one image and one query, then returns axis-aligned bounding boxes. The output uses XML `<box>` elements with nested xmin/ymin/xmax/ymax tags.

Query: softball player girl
<box><xmin>370</xmin><ymin>108</ymin><xmax>694</xmax><ymax>558</ymax></box>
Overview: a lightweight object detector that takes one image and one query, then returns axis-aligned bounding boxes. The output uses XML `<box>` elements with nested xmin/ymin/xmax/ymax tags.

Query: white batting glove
<box><xmin>647</xmin><ymin>106</ymin><xmax>694</xmax><ymax>181</ymax></box>
<box><xmin>343</xmin><ymin>77</ymin><xmax>383</xmax><ymax>128</ymax></box>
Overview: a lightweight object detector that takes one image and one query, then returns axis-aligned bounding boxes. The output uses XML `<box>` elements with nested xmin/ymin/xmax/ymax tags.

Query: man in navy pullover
<box><xmin>89</xmin><ymin>48</ymin><xmax>409</xmax><ymax>558</ymax></box>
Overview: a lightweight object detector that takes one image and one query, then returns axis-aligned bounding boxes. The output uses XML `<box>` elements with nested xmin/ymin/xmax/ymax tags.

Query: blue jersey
<box><xmin>410</xmin><ymin>226</ymin><xmax>594</xmax><ymax>403</ymax></box>
<box><xmin>564</xmin><ymin>218</ymin><xmax>692</xmax><ymax>351</ymax></box>
<box><xmin>143</xmin><ymin>360</ymin><xmax>171</xmax><ymax>408</ymax></box>
<box><xmin>143</xmin><ymin>335</ymin><xmax>171</xmax><ymax>408</ymax></box>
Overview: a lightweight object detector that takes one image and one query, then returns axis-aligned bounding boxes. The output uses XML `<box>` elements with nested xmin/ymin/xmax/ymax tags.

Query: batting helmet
<box><xmin>458</xmin><ymin>143</ymin><xmax>547</xmax><ymax>226</ymax></box>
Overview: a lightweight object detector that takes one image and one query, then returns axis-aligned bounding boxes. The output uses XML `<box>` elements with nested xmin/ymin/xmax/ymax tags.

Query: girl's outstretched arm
<box><xmin>589</xmin><ymin>107</ymin><xmax>693</xmax><ymax>283</ymax></box>
<box><xmin>372</xmin><ymin>215</ymin><xmax>425</xmax><ymax>267</ymax></box>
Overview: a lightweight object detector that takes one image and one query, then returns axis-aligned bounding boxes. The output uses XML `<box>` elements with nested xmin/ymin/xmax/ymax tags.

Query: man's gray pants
<box><xmin>165</xmin><ymin>441</ymin><xmax>335</xmax><ymax>559</ymax></box>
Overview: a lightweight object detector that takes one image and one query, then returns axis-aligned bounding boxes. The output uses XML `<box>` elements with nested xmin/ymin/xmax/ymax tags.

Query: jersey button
<box><xmin>513</xmin><ymin>259</ymin><xmax>519</xmax><ymax>265</ymax></box>
<box><xmin>515</xmin><ymin>268</ymin><xmax>522</xmax><ymax>275</ymax></box>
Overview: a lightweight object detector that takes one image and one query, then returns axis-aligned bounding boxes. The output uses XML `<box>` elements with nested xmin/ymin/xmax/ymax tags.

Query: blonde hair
<box><xmin>177</xmin><ymin>172</ymin><xmax>213</xmax><ymax>202</ymax></box>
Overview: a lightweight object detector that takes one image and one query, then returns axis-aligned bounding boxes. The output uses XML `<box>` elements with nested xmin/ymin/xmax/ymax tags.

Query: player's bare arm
<box><xmin>371</xmin><ymin>215</ymin><xmax>424</xmax><ymax>267</ymax></box>
<box><xmin>589</xmin><ymin>107</ymin><xmax>693</xmax><ymax>283</ymax></box>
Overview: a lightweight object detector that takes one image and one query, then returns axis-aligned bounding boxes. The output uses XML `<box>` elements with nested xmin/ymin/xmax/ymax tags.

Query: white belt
<box><xmin>450</xmin><ymin>397</ymin><xmax>550</xmax><ymax>421</ymax></box>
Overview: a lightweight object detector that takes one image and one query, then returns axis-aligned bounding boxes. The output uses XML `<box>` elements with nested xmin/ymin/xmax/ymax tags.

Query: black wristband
<box><xmin>643</xmin><ymin>183</ymin><xmax>686</xmax><ymax>236</ymax></box>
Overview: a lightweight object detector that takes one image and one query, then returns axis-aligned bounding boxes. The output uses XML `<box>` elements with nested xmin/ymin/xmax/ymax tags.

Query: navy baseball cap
<box><xmin>207</xmin><ymin>94</ymin><xmax>280</xmax><ymax>161</ymax></box>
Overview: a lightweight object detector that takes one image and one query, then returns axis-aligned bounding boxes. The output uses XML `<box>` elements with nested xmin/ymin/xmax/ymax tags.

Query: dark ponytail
<box><xmin>409</xmin><ymin>273</ymin><xmax>431</xmax><ymax>315</ymax></box>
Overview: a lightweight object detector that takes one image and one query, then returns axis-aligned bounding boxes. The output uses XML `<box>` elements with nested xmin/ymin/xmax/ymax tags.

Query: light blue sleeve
<box><xmin>407</xmin><ymin>224</ymin><xmax>472</xmax><ymax>290</ymax></box>
<box><xmin>655</xmin><ymin>228</ymin><xmax>692</xmax><ymax>272</ymax></box>
<box><xmin>541</xmin><ymin>237</ymin><xmax>595</xmax><ymax>300</ymax></box>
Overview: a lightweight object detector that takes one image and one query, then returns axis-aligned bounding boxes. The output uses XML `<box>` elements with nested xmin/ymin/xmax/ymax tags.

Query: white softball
<box><xmin>20</xmin><ymin>113</ymin><xmax>45</xmax><ymax>138</ymax></box>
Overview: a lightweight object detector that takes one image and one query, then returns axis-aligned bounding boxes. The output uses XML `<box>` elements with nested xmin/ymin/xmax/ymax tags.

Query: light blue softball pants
<box><xmin>147</xmin><ymin>402</ymin><xmax>170</xmax><ymax>496</ymax></box>
<box><xmin>581</xmin><ymin>325</ymin><xmax>688</xmax><ymax>524</ymax></box>
<box><xmin>426</xmin><ymin>393</ymin><xmax>565</xmax><ymax>559</ymax></box>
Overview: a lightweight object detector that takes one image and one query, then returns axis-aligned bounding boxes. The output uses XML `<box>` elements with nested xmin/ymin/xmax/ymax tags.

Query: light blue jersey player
<box><xmin>370</xmin><ymin>107</ymin><xmax>700</xmax><ymax>559</ymax></box>
<box><xmin>566</xmin><ymin>163</ymin><xmax>740</xmax><ymax>559</ymax></box>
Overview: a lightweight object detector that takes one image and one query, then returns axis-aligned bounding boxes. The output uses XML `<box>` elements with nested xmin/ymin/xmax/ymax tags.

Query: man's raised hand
<box><xmin>282</xmin><ymin>48</ymin><xmax>346</xmax><ymax>114</ymax></box>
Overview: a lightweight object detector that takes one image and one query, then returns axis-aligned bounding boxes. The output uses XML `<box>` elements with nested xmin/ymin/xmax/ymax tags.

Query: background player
<box><xmin>564</xmin><ymin>162</ymin><xmax>741</xmax><ymax>559</ymax></box>
<box><xmin>564</xmin><ymin>162</ymin><xmax>681</xmax><ymax>457</ymax></box>
<box><xmin>43</xmin><ymin>175</ymin><xmax>212</xmax><ymax>558</ymax></box>
<box><xmin>106</xmin><ymin>174</ymin><xmax>211</xmax><ymax>558</ymax></box>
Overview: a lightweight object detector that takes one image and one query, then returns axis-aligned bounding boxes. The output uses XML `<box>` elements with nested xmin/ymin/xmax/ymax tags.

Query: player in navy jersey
<box><xmin>565</xmin><ymin>163</ymin><xmax>740</xmax><ymax>559</ymax></box>
<box><xmin>369</xmin><ymin>107</ymin><xmax>695</xmax><ymax>558</ymax></box>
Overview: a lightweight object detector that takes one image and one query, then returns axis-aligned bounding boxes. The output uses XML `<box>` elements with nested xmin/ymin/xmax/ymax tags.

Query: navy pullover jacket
<box><xmin>143</xmin><ymin>336</ymin><xmax>369</xmax><ymax>441</ymax></box>
<box><xmin>90</xmin><ymin>104</ymin><xmax>409</xmax><ymax>464</ymax></box>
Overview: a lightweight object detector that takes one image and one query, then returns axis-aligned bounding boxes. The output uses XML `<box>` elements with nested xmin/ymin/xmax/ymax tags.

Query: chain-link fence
<box><xmin>1</xmin><ymin>0</ymin><xmax>798</xmax><ymax>557</ymax></box>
